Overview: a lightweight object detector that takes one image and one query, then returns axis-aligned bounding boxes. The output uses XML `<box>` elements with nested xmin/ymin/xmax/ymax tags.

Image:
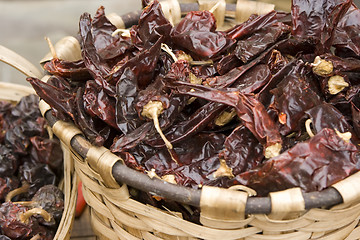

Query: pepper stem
<box><xmin>111</xmin><ymin>29</ymin><xmax>131</xmax><ymax>38</ymax></box>
<box><xmin>161</xmin><ymin>43</ymin><xmax>178</xmax><ymax>62</ymax></box>
<box><xmin>189</xmin><ymin>60</ymin><xmax>213</xmax><ymax>66</ymax></box>
<box><xmin>311</xmin><ymin>56</ymin><xmax>333</xmax><ymax>76</ymax></box>
<box><xmin>335</xmin><ymin>129</ymin><xmax>352</xmax><ymax>143</ymax></box>
<box><xmin>19</xmin><ymin>208</ymin><xmax>53</xmax><ymax>224</ymax></box>
<box><xmin>5</xmin><ymin>183</ymin><xmax>30</xmax><ymax>202</ymax></box>
<box><xmin>30</xmin><ymin>234</ymin><xmax>41</xmax><ymax>240</ymax></box>
<box><xmin>45</xmin><ymin>37</ymin><xmax>58</xmax><ymax>59</ymax></box>
<box><xmin>142</xmin><ymin>101</ymin><xmax>173</xmax><ymax>149</ymax></box>
<box><xmin>264</xmin><ymin>143</ymin><xmax>282</xmax><ymax>159</ymax></box>
<box><xmin>305</xmin><ymin>119</ymin><xmax>315</xmax><ymax>137</ymax></box>
<box><xmin>11</xmin><ymin>201</ymin><xmax>35</xmax><ymax>207</ymax></box>
<box><xmin>213</xmin><ymin>159</ymin><xmax>234</xmax><ymax>179</ymax></box>
<box><xmin>328</xmin><ymin>75</ymin><xmax>349</xmax><ymax>95</ymax></box>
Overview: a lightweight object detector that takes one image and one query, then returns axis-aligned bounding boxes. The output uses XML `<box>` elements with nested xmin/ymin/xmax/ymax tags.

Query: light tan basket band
<box><xmin>0</xmin><ymin>45</ymin><xmax>43</xmax><ymax>79</ymax></box>
<box><xmin>160</xmin><ymin>0</ymin><xmax>182</xmax><ymax>26</ymax></box>
<box><xmin>0</xmin><ymin>82</ymin><xmax>35</xmax><ymax>102</ymax></box>
<box><xmin>333</xmin><ymin>172</ymin><xmax>360</xmax><ymax>205</ymax></box>
<box><xmin>269</xmin><ymin>188</ymin><xmax>305</xmax><ymax>214</ymax></box>
<box><xmin>198</xmin><ymin>0</ymin><xmax>226</xmax><ymax>27</ymax></box>
<box><xmin>236</xmin><ymin>0</ymin><xmax>275</xmax><ymax>23</ymax></box>
<box><xmin>52</xmin><ymin>120</ymin><xmax>83</xmax><ymax>148</ymax></box>
<box><xmin>38</xmin><ymin>99</ymin><xmax>52</xmax><ymax>117</ymax></box>
<box><xmin>107</xmin><ymin>12</ymin><xmax>126</xmax><ymax>29</ymax></box>
<box><xmin>200</xmin><ymin>185</ymin><xmax>247</xmax><ymax>225</ymax></box>
<box><xmin>86</xmin><ymin>146</ymin><xmax>121</xmax><ymax>188</ymax></box>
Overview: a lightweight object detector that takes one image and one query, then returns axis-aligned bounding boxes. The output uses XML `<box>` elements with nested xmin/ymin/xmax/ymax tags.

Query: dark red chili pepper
<box><xmin>268</xmin><ymin>60</ymin><xmax>322</xmax><ymax>135</ymax></box>
<box><xmin>91</xmin><ymin>6</ymin><xmax>132</xmax><ymax>60</ymax></box>
<box><xmin>107</xmin><ymin>36</ymin><xmax>163</xmax><ymax>89</ymax></box>
<box><xmin>19</xmin><ymin>162</ymin><xmax>57</xmax><ymax>199</ymax></box>
<box><xmin>83</xmin><ymin>80</ymin><xmax>118</xmax><ymax>130</ymax></box>
<box><xmin>0</xmin><ymin>146</ymin><xmax>18</xmax><ymax>177</ymax></box>
<box><xmin>171</xmin><ymin>10</ymin><xmax>235</xmax><ymax>58</ymax></box>
<box><xmin>79</xmin><ymin>11</ymin><xmax>116</xmax><ymax>96</ymax></box>
<box><xmin>136</xmin><ymin>0</ymin><xmax>172</xmax><ymax>49</ymax></box>
<box><xmin>29</xmin><ymin>136</ymin><xmax>63</xmax><ymax>177</ymax></box>
<box><xmin>27</xmin><ymin>77</ymin><xmax>76</xmax><ymax>121</ymax></box>
<box><xmin>232</xmin><ymin>128</ymin><xmax>360</xmax><ymax>196</ymax></box>
<box><xmin>219</xmin><ymin>125</ymin><xmax>264</xmax><ymax>175</ymax></box>
<box><xmin>169</xmin><ymin>81</ymin><xmax>282</xmax><ymax>157</ymax></box>
<box><xmin>75</xmin><ymin>86</ymin><xmax>110</xmax><ymax>146</ymax></box>
<box><xmin>333</xmin><ymin>4</ymin><xmax>360</xmax><ymax>58</ymax></box>
<box><xmin>226</xmin><ymin>11</ymin><xmax>285</xmax><ymax>40</ymax></box>
<box><xmin>234</xmin><ymin>22</ymin><xmax>291</xmax><ymax>63</ymax></box>
<box><xmin>31</xmin><ymin>185</ymin><xmax>64</xmax><ymax>226</ymax></box>
<box><xmin>291</xmin><ymin>0</ymin><xmax>352</xmax><ymax>54</ymax></box>
<box><xmin>44</xmin><ymin>58</ymin><xmax>92</xmax><ymax>81</ymax></box>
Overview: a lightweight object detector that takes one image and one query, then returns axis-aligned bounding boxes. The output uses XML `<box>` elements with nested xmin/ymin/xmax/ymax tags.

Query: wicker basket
<box><xmin>0</xmin><ymin>48</ymin><xmax>78</xmax><ymax>240</ymax></box>
<box><xmin>8</xmin><ymin>1</ymin><xmax>360</xmax><ymax>239</ymax></box>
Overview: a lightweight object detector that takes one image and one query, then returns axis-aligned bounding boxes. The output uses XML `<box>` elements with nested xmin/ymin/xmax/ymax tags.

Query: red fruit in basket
<box><xmin>75</xmin><ymin>181</ymin><xmax>87</xmax><ymax>218</ymax></box>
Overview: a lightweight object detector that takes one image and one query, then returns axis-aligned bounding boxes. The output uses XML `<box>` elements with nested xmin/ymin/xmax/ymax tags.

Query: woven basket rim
<box><xmin>40</xmin><ymin>104</ymin><xmax>360</xmax><ymax>215</ymax></box>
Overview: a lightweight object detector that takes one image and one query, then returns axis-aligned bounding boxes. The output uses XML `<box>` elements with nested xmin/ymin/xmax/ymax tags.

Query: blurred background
<box><xmin>0</xmin><ymin>0</ymin><xmax>359</xmax><ymax>86</ymax></box>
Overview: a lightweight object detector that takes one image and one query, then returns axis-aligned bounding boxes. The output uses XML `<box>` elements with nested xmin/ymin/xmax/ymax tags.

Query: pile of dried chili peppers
<box><xmin>29</xmin><ymin>0</ymin><xmax>360</xmax><ymax>203</ymax></box>
<box><xmin>0</xmin><ymin>95</ymin><xmax>64</xmax><ymax>239</ymax></box>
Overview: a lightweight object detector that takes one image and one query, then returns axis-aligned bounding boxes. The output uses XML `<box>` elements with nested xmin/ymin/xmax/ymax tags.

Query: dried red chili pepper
<box><xmin>83</xmin><ymin>80</ymin><xmax>118</xmax><ymax>130</ymax></box>
<box><xmin>226</xmin><ymin>11</ymin><xmax>288</xmax><ymax>40</ymax></box>
<box><xmin>169</xmin><ymin>81</ymin><xmax>282</xmax><ymax>157</ymax></box>
<box><xmin>234</xmin><ymin>22</ymin><xmax>290</xmax><ymax>63</ymax></box>
<box><xmin>291</xmin><ymin>0</ymin><xmax>352</xmax><ymax>54</ymax></box>
<box><xmin>79</xmin><ymin>11</ymin><xmax>116</xmax><ymax>96</ymax></box>
<box><xmin>0</xmin><ymin>146</ymin><xmax>18</xmax><ymax>177</ymax></box>
<box><xmin>333</xmin><ymin>4</ymin><xmax>360</xmax><ymax>58</ymax></box>
<box><xmin>269</xmin><ymin>61</ymin><xmax>322</xmax><ymax>135</ymax></box>
<box><xmin>92</xmin><ymin>6</ymin><xmax>132</xmax><ymax>60</ymax></box>
<box><xmin>232</xmin><ymin>128</ymin><xmax>360</xmax><ymax>196</ymax></box>
<box><xmin>135</xmin><ymin>0</ymin><xmax>172</xmax><ymax>49</ymax></box>
<box><xmin>29</xmin><ymin>136</ymin><xmax>63</xmax><ymax>177</ymax></box>
<box><xmin>19</xmin><ymin>162</ymin><xmax>57</xmax><ymax>199</ymax></box>
<box><xmin>44</xmin><ymin>58</ymin><xmax>92</xmax><ymax>81</ymax></box>
<box><xmin>75</xmin><ymin>86</ymin><xmax>110</xmax><ymax>146</ymax></box>
<box><xmin>171</xmin><ymin>10</ymin><xmax>235</xmax><ymax>58</ymax></box>
<box><xmin>219</xmin><ymin>125</ymin><xmax>264</xmax><ymax>175</ymax></box>
<box><xmin>27</xmin><ymin>77</ymin><xmax>77</xmax><ymax>121</ymax></box>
